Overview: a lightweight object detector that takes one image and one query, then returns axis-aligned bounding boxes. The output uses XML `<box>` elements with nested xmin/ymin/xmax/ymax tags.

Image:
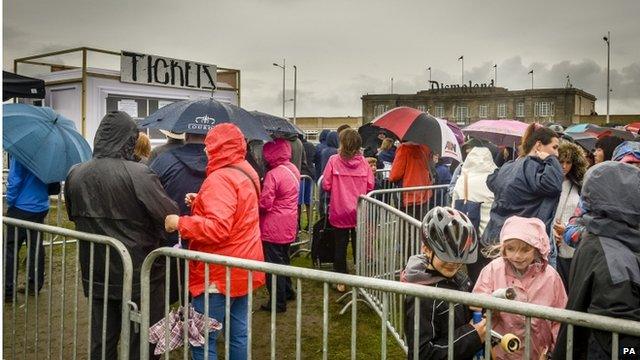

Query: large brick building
<box><xmin>362</xmin><ymin>82</ymin><xmax>597</xmax><ymax>126</ymax></box>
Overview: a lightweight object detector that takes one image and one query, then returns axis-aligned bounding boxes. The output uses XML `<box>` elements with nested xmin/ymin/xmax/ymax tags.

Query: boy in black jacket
<box><xmin>402</xmin><ymin>207</ymin><xmax>486</xmax><ymax>359</ymax></box>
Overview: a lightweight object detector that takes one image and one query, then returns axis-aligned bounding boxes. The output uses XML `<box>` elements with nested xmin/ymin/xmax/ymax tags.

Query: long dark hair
<box><xmin>519</xmin><ymin>123</ymin><xmax>558</xmax><ymax>157</ymax></box>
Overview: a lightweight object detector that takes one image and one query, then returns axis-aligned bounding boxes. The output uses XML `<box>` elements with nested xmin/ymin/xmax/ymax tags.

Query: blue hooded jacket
<box><xmin>150</xmin><ymin>143</ymin><xmax>207</xmax><ymax>216</ymax></box>
<box><xmin>5</xmin><ymin>157</ymin><xmax>49</xmax><ymax>213</ymax></box>
<box><xmin>314</xmin><ymin>129</ymin><xmax>331</xmax><ymax>179</ymax></box>
<box><xmin>482</xmin><ymin>155</ymin><xmax>563</xmax><ymax>249</ymax></box>
<box><xmin>319</xmin><ymin>131</ymin><xmax>339</xmax><ymax>176</ymax></box>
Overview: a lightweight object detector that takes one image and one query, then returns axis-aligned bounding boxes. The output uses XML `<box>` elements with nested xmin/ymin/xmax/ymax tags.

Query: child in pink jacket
<box><xmin>473</xmin><ymin>216</ymin><xmax>567</xmax><ymax>360</ymax></box>
<box><xmin>322</xmin><ymin>129</ymin><xmax>374</xmax><ymax>291</ymax></box>
<box><xmin>259</xmin><ymin>138</ymin><xmax>300</xmax><ymax>312</ymax></box>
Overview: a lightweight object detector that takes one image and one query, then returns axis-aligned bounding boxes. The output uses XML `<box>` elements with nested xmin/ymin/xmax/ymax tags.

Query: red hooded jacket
<box><xmin>178</xmin><ymin>124</ymin><xmax>265</xmax><ymax>297</ymax></box>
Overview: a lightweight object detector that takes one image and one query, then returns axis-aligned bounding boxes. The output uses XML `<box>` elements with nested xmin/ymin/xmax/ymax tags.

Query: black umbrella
<box><xmin>139</xmin><ymin>98</ymin><xmax>271</xmax><ymax>141</ymax></box>
<box><xmin>250</xmin><ymin>111</ymin><xmax>304</xmax><ymax>137</ymax></box>
<box><xmin>3</xmin><ymin>71</ymin><xmax>45</xmax><ymax>101</ymax></box>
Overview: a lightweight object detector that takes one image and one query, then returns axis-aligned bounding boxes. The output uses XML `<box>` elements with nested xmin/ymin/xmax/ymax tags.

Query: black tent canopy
<box><xmin>3</xmin><ymin>71</ymin><xmax>45</xmax><ymax>101</ymax></box>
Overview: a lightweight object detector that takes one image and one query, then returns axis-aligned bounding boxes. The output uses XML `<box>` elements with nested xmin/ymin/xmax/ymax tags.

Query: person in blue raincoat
<box><xmin>470</xmin><ymin>123</ymin><xmax>563</xmax><ymax>283</ymax></box>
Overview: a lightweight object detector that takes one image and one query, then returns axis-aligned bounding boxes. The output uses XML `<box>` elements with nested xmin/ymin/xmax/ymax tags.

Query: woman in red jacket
<box><xmin>165</xmin><ymin>123</ymin><xmax>265</xmax><ymax>360</ymax></box>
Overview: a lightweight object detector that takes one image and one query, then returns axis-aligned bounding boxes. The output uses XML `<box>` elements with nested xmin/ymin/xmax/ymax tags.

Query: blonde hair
<box><xmin>134</xmin><ymin>132</ymin><xmax>151</xmax><ymax>159</ymax></box>
<box><xmin>380</xmin><ymin>138</ymin><xmax>394</xmax><ymax>151</ymax></box>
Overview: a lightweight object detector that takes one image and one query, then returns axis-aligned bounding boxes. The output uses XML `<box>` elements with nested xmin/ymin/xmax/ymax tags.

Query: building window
<box><xmin>534</xmin><ymin>101</ymin><xmax>555</xmax><ymax>117</ymax></box>
<box><xmin>373</xmin><ymin>104</ymin><xmax>389</xmax><ymax>117</ymax></box>
<box><xmin>417</xmin><ymin>104</ymin><xmax>429</xmax><ymax>113</ymax></box>
<box><xmin>497</xmin><ymin>103</ymin><xmax>507</xmax><ymax>118</ymax></box>
<box><xmin>455</xmin><ymin>106</ymin><xmax>469</xmax><ymax>122</ymax></box>
<box><xmin>479</xmin><ymin>105</ymin><xmax>488</xmax><ymax>119</ymax></box>
<box><xmin>435</xmin><ymin>105</ymin><xmax>444</xmax><ymax>118</ymax></box>
<box><xmin>516</xmin><ymin>102</ymin><xmax>525</xmax><ymax>118</ymax></box>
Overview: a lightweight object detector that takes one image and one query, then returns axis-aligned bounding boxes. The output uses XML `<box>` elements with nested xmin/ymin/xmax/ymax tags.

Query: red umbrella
<box><xmin>371</xmin><ymin>107</ymin><xmax>443</xmax><ymax>151</ymax></box>
<box><xmin>625</xmin><ymin>122</ymin><xmax>640</xmax><ymax>134</ymax></box>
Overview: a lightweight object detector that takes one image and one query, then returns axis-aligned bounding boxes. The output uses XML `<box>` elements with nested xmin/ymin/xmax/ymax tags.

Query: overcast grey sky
<box><xmin>4</xmin><ymin>0</ymin><xmax>640</xmax><ymax>117</ymax></box>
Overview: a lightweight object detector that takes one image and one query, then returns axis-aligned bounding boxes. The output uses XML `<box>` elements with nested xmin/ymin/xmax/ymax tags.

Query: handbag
<box><xmin>453</xmin><ymin>172</ymin><xmax>482</xmax><ymax>231</ymax></box>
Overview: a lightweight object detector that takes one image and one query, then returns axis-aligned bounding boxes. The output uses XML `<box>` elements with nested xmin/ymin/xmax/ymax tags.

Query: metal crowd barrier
<box><xmin>2</xmin><ymin>217</ymin><xmax>134</xmax><ymax>360</ymax></box>
<box><xmin>367</xmin><ymin>184</ymin><xmax>451</xmax><ymax>217</ymax></box>
<box><xmin>136</xmin><ymin>247</ymin><xmax>640</xmax><ymax>360</ymax></box>
<box><xmin>290</xmin><ymin>174</ymin><xmax>315</xmax><ymax>257</ymax></box>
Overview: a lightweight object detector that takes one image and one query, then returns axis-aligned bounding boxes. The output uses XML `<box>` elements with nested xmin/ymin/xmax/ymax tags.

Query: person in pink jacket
<box><xmin>473</xmin><ymin>216</ymin><xmax>567</xmax><ymax>360</ymax></box>
<box><xmin>322</xmin><ymin>129</ymin><xmax>375</xmax><ymax>292</ymax></box>
<box><xmin>259</xmin><ymin>138</ymin><xmax>300</xmax><ymax>312</ymax></box>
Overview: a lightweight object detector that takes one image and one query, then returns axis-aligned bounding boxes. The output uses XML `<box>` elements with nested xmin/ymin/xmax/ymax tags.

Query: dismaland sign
<box><xmin>429</xmin><ymin>80</ymin><xmax>495</xmax><ymax>93</ymax></box>
<box><xmin>120</xmin><ymin>51</ymin><xmax>217</xmax><ymax>91</ymax></box>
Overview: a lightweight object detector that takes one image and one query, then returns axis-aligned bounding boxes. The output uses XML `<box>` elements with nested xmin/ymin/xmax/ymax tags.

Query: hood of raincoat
<box><xmin>326</xmin><ymin>131</ymin><xmax>339</xmax><ymax>148</ymax></box>
<box><xmin>581</xmin><ymin>161</ymin><xmax>640</xmax><ymax>253</ymax></box>
<box><xmin>500</xmin><ymin>216</ymin><xmax>550</xmax><ymax>261</ymax></box>
<box><xmin>319</xmin><ymin>129</ymin><xmax>330</xmax><ymax>144</ymax></box>
<box><xmin>263</xmin><ymin>138</ymin><xmax>292</xmax><ymax>169</ymax></box>
<box><xmin>170</xmin><ymin>143</ymin><xmax>207</xmax><ymax>178</ymax></box>
<box><xmin>93</xmin><ymin>111</ymin><xmax>139</xmax><ymax>160</ymax></box>
<box><xmin>461</xmin><ymin>147</ymin><xmax>497</xmax><ymax>174</ymax></box>
<box><xmin>205</xmin><ymin>124</ymin><xmax>247</xmax><ymax>175</ymax></box>
<box><xmin>338</xmin><ymin>153</ymin><xmax>368</xmax><ymax>170</ymax></box>
<box><xmin>612</xmin><ymin>141</ymin><xmax>640</xmax><ymax>162</ymax></box>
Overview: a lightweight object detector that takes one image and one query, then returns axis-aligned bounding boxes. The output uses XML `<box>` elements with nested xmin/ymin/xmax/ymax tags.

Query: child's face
<box><xmin>368</xmin><ymin>160</ymin><xmax>377</xmax><ymax>172</ymax></box>
<box><xmin>503</xmin><ymin>239</ymin><xmax>537</xmax><ymax>271</ymax></box>
<box><xmin>423</xmin><ymin>245</ymin><xmax>462</xmax><ymax>278</ymax></box>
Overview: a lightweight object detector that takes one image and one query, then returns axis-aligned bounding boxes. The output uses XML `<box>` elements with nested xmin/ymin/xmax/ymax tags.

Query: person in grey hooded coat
<box><xmin>65</xmin><ymin>111</ymin><xmax>178</xmax><ymax>360</ymax></box>
<box><xmin>553</xmin><ymin>161</ymin><xmax>640</xmax><ymax>360</ymax></box>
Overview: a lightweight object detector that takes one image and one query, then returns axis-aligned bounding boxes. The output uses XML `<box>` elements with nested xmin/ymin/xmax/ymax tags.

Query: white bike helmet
<box><xmin>421</xmin><ymin>207</ymin><xmax>478</xmax><ymax>264</ymax></box>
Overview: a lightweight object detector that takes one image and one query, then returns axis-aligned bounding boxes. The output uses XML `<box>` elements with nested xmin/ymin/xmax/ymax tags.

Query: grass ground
<box><xmin>4</xmin><ymin>204</ymin><xmax>406</xmax><ymax>359</ymax></box>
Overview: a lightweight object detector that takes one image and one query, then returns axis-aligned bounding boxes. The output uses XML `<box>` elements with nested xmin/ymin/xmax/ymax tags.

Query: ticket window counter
<box><xmin>105</xmin><ymin>94</ymin><xmax>181</xmax><ymax>145</ymax></box>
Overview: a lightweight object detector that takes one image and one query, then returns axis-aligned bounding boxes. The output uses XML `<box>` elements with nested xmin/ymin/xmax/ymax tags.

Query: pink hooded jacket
<box><xmin>473</xmin><ymin>216</ymin><xmax>567</xmax><ymax>360</ymax></box>
<box><xmin>259</xmin><ymin>139</ymin><xmax>300</xmax><ymax>244</ymax></box>
<box><xmin>322</xmin><ymin>153</ymin><xmax>375</xmax><ymax>228</ymax></box>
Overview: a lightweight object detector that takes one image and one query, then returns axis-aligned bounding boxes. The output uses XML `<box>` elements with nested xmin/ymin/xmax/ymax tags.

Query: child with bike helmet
<box><xmin>473</xmin><ymin>216</ymin><xmax>567</xmax><ymax>360</ymax></box>
<box><xmin>402</xmin><ymin>206</ymin><xmax>486</xmax><ymax>359</ymax></box>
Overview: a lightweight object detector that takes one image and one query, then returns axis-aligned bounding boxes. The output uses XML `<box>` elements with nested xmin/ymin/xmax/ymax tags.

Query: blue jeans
<box><xmin>191</xmin><ymin>293</ymin><xmax>248</xmax><ymax>360</ymax></box>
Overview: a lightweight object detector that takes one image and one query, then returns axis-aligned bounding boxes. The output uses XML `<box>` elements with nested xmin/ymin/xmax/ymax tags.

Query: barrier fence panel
<box><xmin>367</xmin><ymin>184</ymin><xmax>451</xmax><ymax>220</ymax></box>
<box><xmin>291</xmin><ymin>174</ymin><xmax>315</xmax><ymax>257</ymax></box>
<box><xmin>353</xmin><ymin>195</ymin><xmax>424</xmax><ymax>351</ymax></box>
<box><xmin>136</xmin><ymin>248</ymin><xmax>640</xmax><ymax>360</ymax></box>
<box><xmin>2</xmin><ymin>218</ymin><xmax>134</xmax><ymax>360</ymax></box>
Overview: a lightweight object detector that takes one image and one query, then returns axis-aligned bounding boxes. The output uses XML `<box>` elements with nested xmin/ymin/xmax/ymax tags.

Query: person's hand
<box><xmin>185</xmin><ymin>193</ymin><xmax>197</xmax><ymax>207</ymax></box>
<box><xmin>472</xmin><ymin>318</ymin><xmax>487</xmax><ymax>343</ymax></box>
<box><xmin>165</xmin><ymin>214</ymin><xmax>179</xmax><ymax>233</ymax></box>
<box><xmin>553</xmin><ymin>220</ymin><xmax>565</xmax><ymax>244</ymax></box>
<box><xmin>535</xmin><ymin>149</ymin><xmax>550</xmax><ymax>160</ymax></box>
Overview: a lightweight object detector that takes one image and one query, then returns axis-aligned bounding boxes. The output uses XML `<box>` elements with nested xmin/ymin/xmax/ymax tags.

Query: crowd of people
<box><xmin>4</xmin><ymin>109</ymin><xmax>640</xmax><ymax>359</ymax></box>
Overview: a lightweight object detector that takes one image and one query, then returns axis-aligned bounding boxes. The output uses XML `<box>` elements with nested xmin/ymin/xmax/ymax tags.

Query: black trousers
<box><xmin>90</xmin><ymin>281</ymin><xmax>164</xmax><ymax>360</ymax></box>
<box><xmin>4</xmin><ymin>207</ymin><xmax>48</xmax><ymax>297</ymax></box>
<box><xmin>334</xmin><ymin>227</ymin><xmax>356</xmax><ymax>274</ymax></box>
<box><xmin>262</xmin><ymin>242</ymin><xmax>294</xmax><ymax>310</ymax></box>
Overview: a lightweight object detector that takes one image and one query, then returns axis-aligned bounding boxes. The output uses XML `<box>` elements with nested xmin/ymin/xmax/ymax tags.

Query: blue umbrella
<box><xmin>138</xmin><ymin>98</ymin><xmax>271</xmax><ymax>141</ymax></box>
<box><xmin>3</xmin><ymin>104</ymin><xmax>92</xmax><ymax>183</ymax></box>
<box><xmin>250</xmin><ymin>111</ymin><xmax>304</xmax><ymax>137</ymax></box>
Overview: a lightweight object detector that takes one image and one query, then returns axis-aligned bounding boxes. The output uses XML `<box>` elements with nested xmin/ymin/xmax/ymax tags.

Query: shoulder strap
<box><xmin>227</xmin><ymin>164</ymin><xmax>260</xmax><ymax>198</ymax></box>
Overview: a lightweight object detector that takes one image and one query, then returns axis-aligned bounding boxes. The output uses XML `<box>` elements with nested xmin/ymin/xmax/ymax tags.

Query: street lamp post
<box><xmin>528</xmin><ymin>69</ymin><xmax>534</xmax><ymax>90</ymax></box>
<box><xmin>273</xmin><ymin>59</ymin><xmax>286</xmax><ymax>117</ymax></box>
<box><xmin>603</xmin><ymin>31</ymin><xmax>610</xmax><ymax>124</ymax></box>
<box><xmin>493</xmin><ymin>64</ymin><xmax>497</xmax><ymax>86</ymax></box>
<box><xmin>458</xmin><ymin>56</ymin><xmax>464</xmax><ymax>84</ymax></box>
<box><xmin>427</xmin><ymin>66</ymin><xmax>431</xmax><ymax>83</ymax></box>
<box><xmin>293</xmin><ymin>65</ymin><xmax>297</xmax><ymax>125</ymax></box>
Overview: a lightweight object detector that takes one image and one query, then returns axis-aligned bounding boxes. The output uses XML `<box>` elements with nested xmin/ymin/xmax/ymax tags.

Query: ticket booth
<box><xmin>13</xmin><ymin>47</ymin><xmax>242</xmax><ymax>146</ymax></box>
